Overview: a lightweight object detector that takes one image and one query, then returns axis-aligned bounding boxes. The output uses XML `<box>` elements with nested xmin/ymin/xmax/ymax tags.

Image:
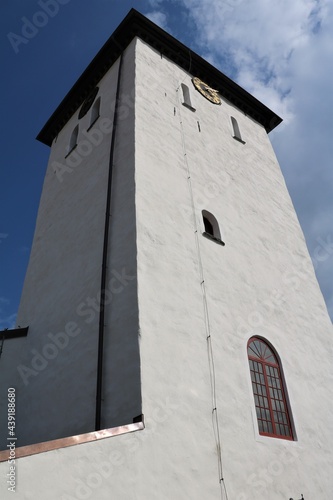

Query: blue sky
<box><xmin>1</xmin><ymin>0</ymin><xmax>332</xmax><ymax>328</ymax></box>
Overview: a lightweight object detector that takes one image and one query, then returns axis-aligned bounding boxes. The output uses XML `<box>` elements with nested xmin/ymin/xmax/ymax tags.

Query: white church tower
<box><xmin>1</xmin><ymin>9</ymin><xmax>333</xmax><ymax>500</ymax></box>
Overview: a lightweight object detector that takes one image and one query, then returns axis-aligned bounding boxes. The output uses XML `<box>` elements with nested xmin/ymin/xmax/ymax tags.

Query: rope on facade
<box><xmin>176</xmin><ymin>87</ymin><xmax>229</xmax><ymax>500</ymax></box>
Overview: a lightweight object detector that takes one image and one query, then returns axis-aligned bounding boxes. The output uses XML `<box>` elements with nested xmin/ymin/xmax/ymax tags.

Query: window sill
<box><xmin>203</xmin><ymin>232</ymin><xmax>225</xmax><ymax>246</ymax></box>
<box><xmin>87</xmin><ymin>115</ymin><xmax>100</xmax><ymax>132</ymax></box>
<box><xmin>259</xmin><ymin>431</ymin><xmax>294</xmax><ymax>441</ymax></box>
<box><xmin>65</xmin><ymin>144</ymin><xmax>77</xmax><ymax>158</ymax></box>
<box><xmin>233</xmin><ymin>135</ymin><xmax>246</xmax><ymax>144</ymax></box>
<box><xmin>182</xmin><ymin>102</ymin><xmax>196</xmax><ymax>112</ymax></box>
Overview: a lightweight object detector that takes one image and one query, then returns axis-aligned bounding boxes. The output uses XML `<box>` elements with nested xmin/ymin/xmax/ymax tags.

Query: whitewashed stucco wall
<box><xmin>1</xmin><ymin>35</ymin><xmax>333</xmax><ymax>500</ymax></box>
<box><xmin>0</xmin><ymin>40</ymin><xmax>141</xmax><ymax>448</ymax></box>
<box><xmin>134</xmin><ymin>37</ymin><xmax>333</xmax><ymax>499</ymax></box>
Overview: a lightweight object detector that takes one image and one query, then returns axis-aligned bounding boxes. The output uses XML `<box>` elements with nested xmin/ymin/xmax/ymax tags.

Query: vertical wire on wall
<box><xmin>176</xmin><ymin>87</ymin><xmax>229</xmax><ymax>500</ymax></box>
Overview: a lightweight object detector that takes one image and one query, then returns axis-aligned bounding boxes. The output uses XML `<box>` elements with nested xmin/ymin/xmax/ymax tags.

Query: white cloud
<box><xmin>0</xmin><ymin>313</ymin><xmax>16</xmax><ymax>330</ymax></box>
<box><xmin>146</xmin><ymin>10</ymin><xmax>170</xmax><ymax>30</ymax></box>
<box><xmin>0</xmin><ymin>297</ymin><xmax>10</xmax><ymax>307</ymax></box>
<box><xmin>177</xmin><ymin>0</ymin><xmax>328</xmax><ymax>118</ymax></box>
<box><xmin>0</xmin><ymin>298</ymin><xmax>16</xmax><ymax>330</ymax></box>
<box><xmin>147</xmin><ymin>0</ymin><xmax>165</xmax><ymax>7</ymax></box>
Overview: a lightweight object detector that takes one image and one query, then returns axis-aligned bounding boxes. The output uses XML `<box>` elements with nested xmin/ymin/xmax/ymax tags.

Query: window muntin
<box><xmin>248</xmin><ymin>337</ymin><xmax>293</xmax><ymax>440</ymax></box>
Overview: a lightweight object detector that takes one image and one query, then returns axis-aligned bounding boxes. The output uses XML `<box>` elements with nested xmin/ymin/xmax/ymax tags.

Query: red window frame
<box><xmin>247</xmin><ymin>337</ymin><xmax>294</xmax><ymax>440</ymax></box>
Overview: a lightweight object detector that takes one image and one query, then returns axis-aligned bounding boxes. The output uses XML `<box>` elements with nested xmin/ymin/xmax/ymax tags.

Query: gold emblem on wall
<box><xmin>192</xmin><ymin>77</ymin><xmax>221</xmax><ymax>105</ymax></box>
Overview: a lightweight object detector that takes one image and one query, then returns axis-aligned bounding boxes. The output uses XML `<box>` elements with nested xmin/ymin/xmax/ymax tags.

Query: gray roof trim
<box><xmin>37</xmin><ymin>9</ymin><xmax>282</xmax><ymax>146</ymax></box>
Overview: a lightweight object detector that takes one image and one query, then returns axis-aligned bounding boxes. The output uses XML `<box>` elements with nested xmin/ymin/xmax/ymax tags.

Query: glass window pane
<box><xmin>284</xmin><ymin>426</ymin><xmax>291</xmax><ymax>437</ymax></box>
<box><xmin>248</xmin><ymin>337</ymin><xmax>293</xmax><ymax>440</ymax></box>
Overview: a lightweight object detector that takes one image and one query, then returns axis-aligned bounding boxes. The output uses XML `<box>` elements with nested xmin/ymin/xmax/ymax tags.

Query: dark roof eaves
<box><xmin>36</xmin><ymin>9</ymin><xmax>282</xmax><ymax>146</ymax></box>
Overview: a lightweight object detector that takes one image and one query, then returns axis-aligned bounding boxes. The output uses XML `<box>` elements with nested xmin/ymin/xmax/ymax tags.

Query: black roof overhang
<box><xmin>37</xmin><ymin>9</ymin><xmax>282</xmax><ymax>146</ymax></box>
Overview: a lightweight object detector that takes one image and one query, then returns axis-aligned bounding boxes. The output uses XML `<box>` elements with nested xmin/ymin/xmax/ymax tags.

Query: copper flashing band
<box><xmin>0</xmin><ymin>422</ymin><xmax>144</xmax><ymax>463</ymax></box>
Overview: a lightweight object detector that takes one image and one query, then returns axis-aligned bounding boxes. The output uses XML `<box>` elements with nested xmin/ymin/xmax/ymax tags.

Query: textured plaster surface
<box><xmin>1</xmin><ymin>37</ymin><xmax>333</xmax><ymax>500</ymax></box>
<box><xmin>134</xmin><ymin>38</ymin><xmax>333</xmax><ymax>499</ymax></box>
<box><xmin>0</xmin><ymin>41</ymin><xmax>140</xmax><ymax>448</ymax></box>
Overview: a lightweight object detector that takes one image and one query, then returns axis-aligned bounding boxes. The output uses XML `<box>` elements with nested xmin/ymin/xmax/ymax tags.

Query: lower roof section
<box><xmin>0</xmin><ymin>421</ymin><xmax>144</xmax><ymax>462</ymax></box>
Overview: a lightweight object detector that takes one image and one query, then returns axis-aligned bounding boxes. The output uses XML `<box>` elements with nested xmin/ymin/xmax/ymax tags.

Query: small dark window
<box><xmin>248</xmin><ymin>337</ymin><xmax>294</xmax><ymax>440</ymax></box>
<box><xmin>202</xmin><ymin>210</ymin><xmax>225</xmax><ymax>245</ymax></box>
<box><xmin>67</xmin><ymin>125</ymin><xmax>79</xmax><ymax>155</ymax></box>
<box><xmin>89</xmin><ymin>97</ymin><xmax>101</xmax><ymax>127</ymax></box>
<box><xmin>231</xmin><ymin>116</ymin><xmax>245</xmax><ymax>143</ymax></box>
<box><xmin>79</xmin><ymin>87</ymin><xmax>99</xmax><ymax>119</ymax></box>
<box><xmin>181</xmin><ymin>84</ymin><xmax>196</xmax><ymax>111</ymax></box>
<box><xmin>203</xmin><ymin>215</ymin><xmax>214</xmax><ymax>235</ymax></box>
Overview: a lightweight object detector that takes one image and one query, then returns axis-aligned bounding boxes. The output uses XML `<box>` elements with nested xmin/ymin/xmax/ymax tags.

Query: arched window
<box><xmin>181</xmin><ymin>84</ymin><xmax>196</xmax><ymax>111</ymax></box>
<box><xmin>68</xmin><ymin>125</ymin><xmax>79</xmax><ymax>153</ymax></box>
<box><xmin>247</xmin><ymin>337</ymin><xmax>294</xmax><ymax>440</ymax></box>
<box><xmin>90</xmin><ymin>97</ymin><xmax>101</xmax><ymax>127</ymax></box>
<box><xmin>202</xmin><ymin>210</ymin><xmax>225</xmax><ymax>245</ymax></box>
<box><xmin>231</xmin><ymin>116</ymin><xmax>245</xmax><ymax>143</ymax></box>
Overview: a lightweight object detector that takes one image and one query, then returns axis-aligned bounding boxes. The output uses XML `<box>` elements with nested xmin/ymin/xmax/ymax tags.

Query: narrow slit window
<box><xmin>181</xmin><ymin>84</ymin><xmax>195</xmax><ymax>111</ymax></box>
<box><xmin>231</xmin><ymin>116</ymin><xmax>245</xmax><ymax>143</ymax></box>
<box><xmin>247</xmin><ymin>337</ymin><xmax>294</xmax><ymax>440</ymax></box>
<box><xmin>203</xmin><ymin>215</ymin><xmax>214</xmax><ymax>235</ymax></box>
<box><xmin>68</xmin><ymin>125</ymin><xmax>79</xmax><ymax>154</ymax></box>
<box><xmin>90</xmin><ymin>97</ymin><xmax>101</xmax><ymax>127</ymax></box>
<box><xmin>202</xmin><ymin>210</ymin><xmax>225</xmax><ymax>245</ymax></box>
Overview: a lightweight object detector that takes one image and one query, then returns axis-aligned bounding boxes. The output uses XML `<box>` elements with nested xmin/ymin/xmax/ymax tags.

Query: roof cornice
<box><xmin>37</xmin><ymin>9</ymin><xmax>282</xmax><ymax>146</ymax></box>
